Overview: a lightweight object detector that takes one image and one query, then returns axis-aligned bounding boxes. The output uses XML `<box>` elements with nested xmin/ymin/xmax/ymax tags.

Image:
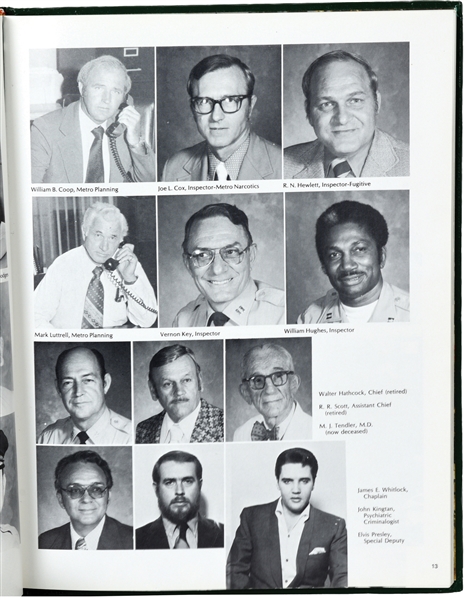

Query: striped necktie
<box><xmin>75</xmin><ymin>537</ymin><xmax>88</xmax><ymax>550</ymax></box>
<box><xmin>331</xmin><ymin>159</ymin><xmax>353</xmax><ymax>178</ymax></box>
<box><xmin>82</xmin><ymin>266</ymin><xmax>104</xmax><ymax>328</ymax></box>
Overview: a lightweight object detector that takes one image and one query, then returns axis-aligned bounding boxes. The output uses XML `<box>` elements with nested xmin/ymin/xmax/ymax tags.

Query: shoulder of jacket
<box><xmin>166</xmin><ymin>141</ymin><xmax>206</xmax><ymax>164</ymax></box>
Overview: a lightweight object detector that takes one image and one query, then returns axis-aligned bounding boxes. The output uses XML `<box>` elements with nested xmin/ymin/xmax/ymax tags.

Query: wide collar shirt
<box><xmin>160</xmin><ymin>401</ymin><xmax>202</xmax><ymax>443</ymax></box>
<box><xmin>275</xmin><ymin>500</ymin><xmax>310</xmax><ymax>588</ymax></box>
<box><xmin>70</xmin><ymin>514</ymin><xmax>106</xmax><ymax>550</ymax></box>
<box><xmin>79</xmin><ymin>104</ymin><xmax>111</xmax><ymax>183</ymax></box>
<box><xmin>162</xmin><ymin>515</ymin><xmax>199</xmax><ymax>549</ymax></box>
<box><xmin>324</xmin><ymin>137</ymin><xmax>373</xmax><ymax>178</ymax></box>
<box><xmin>208</xmin><ymin>135</ymin><xmax>250</xmax><ymax>181</ymax></box>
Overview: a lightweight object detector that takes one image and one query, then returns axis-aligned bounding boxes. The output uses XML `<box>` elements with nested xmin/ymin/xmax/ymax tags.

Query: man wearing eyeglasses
<box><xmin>161</xmin><ymin>54</ymin><xmax>282</xmax><ymax>182</ymax></box>
<box><xmin>39</xmin><ymin>450</ymin><xmax>133</xmax><ymax>549</ymax></box>
<box><xmin>234</xmin><ymin>343</ymin><xmax>312</xmax><ymax>441</ymax></box>
<box><xmin>173</xmin><ymin>203</ymin><xmax>284</xmax><ymax>328</ymax></box>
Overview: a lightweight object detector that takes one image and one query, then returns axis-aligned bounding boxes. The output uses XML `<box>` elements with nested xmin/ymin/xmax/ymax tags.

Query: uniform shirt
<box><xmin>34</xmin><ymin>246</ymin><xmax>158</xmax><ymax>329</ymax></box>
<box><xmin>275</xmin><ymin>500</ymin><xmax>310</xmax><ymax>588</ymax></box>
<box><xmin>70</xmin><ymin>515</ymin><xmax>106</xmax><ymax>550</ymax></box>
<box><xmin>173</xmin><ymin>279</ymin><xmax>284</xmax><ymax>327</ymax></box>
<box><xmin>159</xmin><ymin>402</ymin><xmax>202</xmax><ymax>443</ymax></box>
<box><xmin>233</xmin><ymin>402</ymin><xmax>313</xmax><ymax>442</ymax></box>
<box><xmin>38</xmin><ymin>407</ymin><xmax>132</xmax><ymax>445</ymax></box>
<box><xmin>298</xmin><ymin>281</ymin><xmax>410</xmax><ymax>324</ymax></box>
<box><xmin>162</xmin><ymin>516</ymin><xmax>198</xmax><ymax>549</ymax></box>
<box><xmin>79</xmin><ymin>104</ymin><xmax>111</xmax><ymax>183</ymax></box>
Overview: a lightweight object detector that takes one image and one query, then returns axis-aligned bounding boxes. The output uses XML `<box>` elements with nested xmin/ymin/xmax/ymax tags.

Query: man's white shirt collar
<box><xmin>160</xmin><ymin>401</ymin><xmax>202</xmax><ymax>443</ymax></box>
<box><xmin>162</xmin><ymin>515</ymin><xmax>199</xmax><ymax>549</ymax></box>
<box><xmin>70</xmin><ymin>514</ymin><xmax>106</xmax><ymax>550</ymax></box>
<box><xmin>206</xmin><ymin>278</ymin><xmax>257</xmax><ymax>327</ymax></box>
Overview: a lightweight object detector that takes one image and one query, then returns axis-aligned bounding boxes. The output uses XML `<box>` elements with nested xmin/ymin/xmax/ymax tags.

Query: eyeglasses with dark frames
<box><xmin>185</xmin><ymin>244</ymin><xmax>255</xmax><ymax>269</ymax></box>
<box><xmin>191</xmin><ymin>95</ymin><xmax>252</xmax><ymax>115</ymax></box>
<box><xmin>243</xmin><ymin>370</ymin><xmax>295</xmax><ymax>391</ymax></box>
<box><xmin>60</xmin><ymin>484</ymin><xmax>109</xmax><ymax>500</ymax></box>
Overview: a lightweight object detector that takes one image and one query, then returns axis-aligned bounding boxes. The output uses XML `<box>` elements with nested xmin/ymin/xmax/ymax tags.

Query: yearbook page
<box><xmin>2</xmin><ymin>5</ymin><xmax>458</xmax><ymax>593</ymax></box>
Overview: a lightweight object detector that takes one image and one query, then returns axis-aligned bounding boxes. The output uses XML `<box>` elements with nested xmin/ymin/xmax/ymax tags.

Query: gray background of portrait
<box><xmin>134</xmin><ymin>443</ymin><xmax>224</xmax><ymax>529</ymax></box>
<box><xmin>226</xmin><ymin>441</ymin><xmax>346</xmax><ymax>554</ymax></box>
<box><xmin>35</xmin><ymin>342</ymin><xmax>132</xmax><ymax>440</ymax></box>
<box><xmin>225</xmin><ymin>337</ymin><xmax>312</xmax><ymax>441</ymax></box>
<box><xmin>36</xmin><ymin>446</ymin><xmax>133</xmax><ymax>539</ymax></box>
<box><xmin>286</xmin><ymin>190</ymin><xmax>410</xmax><ymax>323</ymax></box>
<box><xmin>158</xmin><ymin>193</ymin><xmax>285</xmax><ymax>327</ymax></box>
<box><xmin>0</xmin><ymin>414</ymin><xmax>20</xmax><ymax>533</ymax></box>
<box><xmin>156</xmin><ymin>45</ymin><xmax>282</xmax><ymax>179</ymax></box>
<box><xmin>283</xmin><ymin>42</ymin><xmax>410</xmax><ymax>147</ymax></box>
<box><xmin>133</xmin><ymin>340</ymin><xmax>224</xmax><ymax>432</ymax></box>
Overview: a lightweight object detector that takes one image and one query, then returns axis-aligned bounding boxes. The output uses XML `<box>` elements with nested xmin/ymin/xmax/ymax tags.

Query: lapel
<box><xmin>56</xmin><ymin>102</ymin><xmax>84</xmax><ymax>183</ymax></box>
<box><xmin>154</xmin><ymin>413</ymin><xmax>163</xmax><ymax>443</ymax></box>
<box><xmin>264</xmin><ymin>503</ymin><xmax>283</xmax><ymax>588</ymax></box>
<box><xmin>190</xmin><ymin>400</ymin><xmax>207</xmax><ymax>443</ymax></box>
<box><xmin>97</xmin><ymin>516</ymin><xmax>115</xmax><ymax>550</ymax></box>
<box><xmin>180</xmin><ymin>143</ymin><xmax>208</xmax><ymax>181</ymax></box>
<box><xmin>290</xmin><ymin>505</ymin><xmax>315</xmax><ymax>587</ymax></box>
<box><xmin>361</xmin><ymin>129</ymin><xmax>398</xmax><ymax>177</ymax></box>
<box><xmin>296</xmin><ymin>142</ymin><xmax>325</xmax><ymax>179</ymax></box>
<box><xmin>49</xmin><ymin>523</ymin><xmax>72</xmax><ymax>549</ymax></box>
<box><xmin>238</xmin><ymin>132</ymin><xmax>275</xmax><ymax>180</ymax></box>
<box><xmin>152</xmin><ymin>517</ymin><xmax>170</xmax><ymax>549</ymax></box>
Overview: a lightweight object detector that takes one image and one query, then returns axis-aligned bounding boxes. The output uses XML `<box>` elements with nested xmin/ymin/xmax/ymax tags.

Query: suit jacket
<box><xmin>31</xmin><ymin>101</ymin><xmax>155</xmax><ymax>183</ymax></box>
<box><xmin>136</xmin><ymin>398</ymin><xmax>224</xmax><ymax>443</ymax></box>
<box><xmin>38</xmin><ymin>515</ymin><xmax>133</xmax><ymax>550</ymax></box>
<box><xmin>162</xmin><ymin>131</ymin><xmax>282</xmax><ymax>181</ymax></box>
<box><xmin>136</xmin><ymin>515</ymin><xmax>224</xmax><ymax>549</ymax></box>
<box><xmin>284</xmin><ymin>128</ymin><xmax>409</xmax><ymax>178</ymax></box>
<box><xmin>227</xmin><ymin>501</ymin><xmax>347</xmax><ymax>590</ymax></box>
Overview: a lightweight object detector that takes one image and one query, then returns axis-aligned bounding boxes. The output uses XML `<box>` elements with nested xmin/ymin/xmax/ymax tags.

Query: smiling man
<box><xmin>39</xmin><ymin>450</ymin><xmax>133</xmax><ymax>549</ymax></box>
<box><xmin>162</xmin><ymin>54</ymin><xmax>281</xmax><ymax>181</ymax></box>
<box><xmin>299</xmin><ymin>200</ymin><xmax>410</xmax><ymax>324</ymax></box>
<box><xmin>37</xmin><ymin>346</ymin><xmax>131</xmax><ymax>445</ymax></box>
<box><xmin>173</xmin><ymin>203</ymin><xmax>284</xmax><ymax>327</ymax></box>
<box><xmin>284</xmin><ymin>50</ymin><xmax>409</xmax><ymax>179</ymax></box>
<box><xmin>34</xmin><ymin>202</ymin><xmax>158</xmax><ymax>329</ymax></box>
<box><xmin>227</xmin><ymin>447</ymin><xmax>347</xmax><ymax>589</ymax></box>
<box><xmin>234</xmin><ymin>343</ymin><xmax>312</xmax><ymax>442</ymax></box>
<box><xmin>136</xmin><ymin>344</ymin><xmax>223</xmax><ymax>444</ymax></box>
<box><xmin>31</xmin><ymin>54</ymin><xmax>155</xmax><ymax>183</ymax></box>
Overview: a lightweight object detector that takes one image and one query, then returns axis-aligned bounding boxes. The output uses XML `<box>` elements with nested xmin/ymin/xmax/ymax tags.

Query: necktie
<box><xmin>168</xmin><ymin>424</ymin><xmax>184</xmax><ymax>443</ymax></box>
<box><xmin>85</xmin><ymin>126</ymin><xmax>105</xmax><ymax>183</ymax></box>
<box><xmin>331</xmin><ymin>159</ymin><xmax>353</xmax><ymax>178</ymax></box>
<box><xmin>75</xmin><ymin>537</ymin><xmax>88</xmax><ymax>550</ymax></box>
<box><xmin>214</xmin><ymin>162</ymin><xmax>231</xmax><ymax>181</ymax></box>
<box><xmin>207</xmin><ymin>312</ymin><xmax>229</xmax><ymax>327</ymax></box>
<box><xmin>76</xmin><ymin>431</ymin><xmax>89</xmax><ymax>445</ymax></box>
<box><xmin>251</xmin><ymin>421</ymin><xmax>279</xmax><ymax>441</ymax></box>
<box><xmin>175</xmin><ymin>523</ymin><xmax>189</xmax><ymax>549</ymax></box>
<box><xmin>82</xmin><ymin>266</ymin><xmax>104</xmax><ymax>329</ymax></box>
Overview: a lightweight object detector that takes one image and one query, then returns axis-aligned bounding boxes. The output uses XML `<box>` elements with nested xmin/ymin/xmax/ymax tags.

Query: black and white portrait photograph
<box><xmin>226</xmin><ymin>442</ymin><xmax>347</xmax><ymax>590</ymax></box>
<box><xmin>30</xmin><ymin>47</ymin><xmax>155</xmax><ymax>183</ymax></box>
<box><xmin>35</xmin><ymin>342</ymin><xmax>132</xmax><ymax>445</ymax></box>
<box><xmin>134</xmin><ymin>444</ymin><xmax>224</xmax><ymax>549</ymax></box>
<box><xmin>225</xmin><ymin>337</ymin><xmax>312</xmax><ymax>442</ymax></box>
<box><xmin>157</xmin><ymin>193</ymin><xmax>285</xmax><ymax>328</ymax></box>
<box><xmin>286</xmin><ymin>190</ymin><xmax>410</xmax><ymax>324</ymax></box>
<box><xmin>0</xmin><ymin>281</ymin><xmax>14</xmax><ymax>417</ymax></box>
<box><xmin>157</xmin><ymin>45</ymin><xmax>282</xmax><ymax>181</ymax></box>
<box><xmin>33</xmin><ymin>196</ymin><xmax>158</xmax><ymax>329</ymax></box>
<box><xmin>0</xmin><ymin>148</ymin><xmax>6</xmax><ymax>270</ymax></box>
<box><xmin>283</xmin><ymin>43</ymin><xmax>409</xmax><ymax>178</ymax></box>
<box><xmin>37</xmin><ymin>445</ymin><xmax>133</xmax><ymax>550</ymax></box>
<box><xmin>134</xmin><ymin>340</ymin><xmax>224</xmax><ymax>444</ymax></box>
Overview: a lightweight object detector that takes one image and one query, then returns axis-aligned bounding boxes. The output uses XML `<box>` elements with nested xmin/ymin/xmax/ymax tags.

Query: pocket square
<box><xmin>309</xmin><ymin>547</ymin><xmax>326</xmax><ymax>555</ymax></box>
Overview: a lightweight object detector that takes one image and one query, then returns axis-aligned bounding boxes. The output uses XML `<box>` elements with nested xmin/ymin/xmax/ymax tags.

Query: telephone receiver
<box><xmin>103</xmin><ymin>241</ymin><xmax>125</xmax><ymax>271</ymax></box>
<box><xmin>106</xmin><ymin>102</ymin><xmax>129</xmax><ymax>138</ymax></box>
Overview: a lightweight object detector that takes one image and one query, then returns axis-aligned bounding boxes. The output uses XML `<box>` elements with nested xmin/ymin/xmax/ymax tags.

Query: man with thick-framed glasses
<box><xmin>39</xmin><ymin>450</ymin><xmax>133</xmax><ymax>549</ymax></box>
<box><xmin>161</xmin><ymin>54</ymin><xmax>282</xmax><ymax>182</ymax></box>
<box><xmin>233</xmin><ymin>343</ymin><xmax>313</xmax><ymax>441</ymax></box>
<box><xmin>173</xmin><ymin>203</ymin><xmax>285</xmax><ymax>327</ymax></box>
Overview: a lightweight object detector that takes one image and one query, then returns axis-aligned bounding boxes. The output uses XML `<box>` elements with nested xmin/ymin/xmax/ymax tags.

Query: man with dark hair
<box><xmin>227</xmin><ymin>447</ymin><xmax>347</xmax><ymax>589</ymax></box>
<box><xmin>31</xmin><ymin>54</ymin><xmax>155</xmax><ymax>183</ymax></box>
<box><xmin>136</xmin><ymin>344</ymin><xmax>223</xmax><ymax>444</ymax></box>
<box><xmin>162</xmin><ymin>54</ymin><xmax>281</xmax><ymax>181</ymax></box>
<box><xmin>38</xmin><ymin>346</ymin><xmax>132</xmax><ymax>445</ymax></box>
<box><xmin>173</xmin><ymin>203</ymin><xmax>284</xmax><ymax>327</ymax></box>
<box><xmin>285</xmin><ymin>50</ymin><xmax>409</xmax><ymax>178</ymax></box>
<box><xmin>39</xmin><ymin>450</ymin><xmax>133</xmax><ymax>549</ymax></box>
<box><xmin>298</xmin><ymin>200</ymin><xmax>409</xmax><ymax>323</ymax></box>
<box><xmin>136</xmin><ymin>450</ymin><xmax>223</xmax><ymax>549</ymax></box>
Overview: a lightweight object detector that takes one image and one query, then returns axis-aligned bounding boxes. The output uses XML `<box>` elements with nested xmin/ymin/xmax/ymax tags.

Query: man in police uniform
<box><xmin>298</xmin><ymin>200</ymin><xmax>409</xmax><ymax>324</ymax></box>
<box><xmin>38</xmin><ymin>346</ymin><xmax>132</xmax><ymax>444</ymax></box>
<box><xmin>173</xmin><ymin>203</ymin><xmax>284</xmax><ymax>327</ymax></box>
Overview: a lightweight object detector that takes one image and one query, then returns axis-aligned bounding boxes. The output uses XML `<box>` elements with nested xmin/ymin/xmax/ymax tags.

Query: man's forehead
<box><xmin>61</xmin><ymin>461</ymin><xmax>106</xmax><ymax>484</ymax></box>
<box><xmin>194</xmin><ymin>65</ymin><xmax>248</xmax><ymax>96</ymax></box>
<box><xmin>324</xmin><ymin>222</ymin><xmax>375</xmax><ymax>246</ymax></box>
<box><xmin>87</xmin><ymin>64</ymin><xmax>126</xmax><ymax>85</ymax></box>
<box><xmin>89</xmin><ymin>214</ymin><xmax>122</xmax><ymax>234</ymax></box>
<box><xmin>246</xmin><ymin>347</ymin><xmax>292</xmax><ymax>374</ymax></box>
<box><xmin>280</xmin><ymin>462</ymin><xmax>313</xmax><ymax>479</ymax></box>
<box><xmin>188</xmin><ymin>216</ymin><xmax>248</xmax><ymax>248</ymax></box>
<box><xmin>59</xmin><ymin>349</ymin><xmax>100</xmax><ymax>378</ymax></box>
<box><xmin>312</xmin><ymin>59</ymin><xmax>372</xmax><ymax>93</ymax></box>
<box><xmin>159</xmin><ymin>460</ymin><xmax>197</xmax><ymax>478</ymax></box>
<box><xmin>151</xmin><ymin>353</ymin><xmax>197</xmax><ymax>380</ymax></box>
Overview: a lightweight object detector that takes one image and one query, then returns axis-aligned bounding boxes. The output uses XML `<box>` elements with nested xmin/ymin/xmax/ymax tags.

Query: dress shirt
<box><xmin>275</xmin><ymin>500</ymin><xmax>310</xmax><ymax>588</ymax></box>
<box><xmin>34</xmin><ymin>246</ymin><xmax>157</xmax><ymax>329</ymax></box>
<box><xmin>253</xmin><ymin>402</ymin><xmax>297</xmax><ymax>440</ymax></box>
<box><xmin>162</xmin><ymin>516</ymin><xmax>198</xmax><ymax>549</ymax></box>
<box><xmin>37</xmin><ymin>407</ymin><xmax>132</xmax><ymax>445</ymax></box>
<box><xmin>70</xmin><ymin>515</ymin><xmax>106</xmax><ymax>551</ymax></box>
<box><xmin>79</xmin><ymin>105</ymin><xmax>111</xmax><ymax>183</ymax></box>
<box><xmin>341</xmin><ymin>299</ymin><xmax>378</xmax><ymax>323</ymax></box>
<box><xmin>233</xmin><ymin>401</ymin><xmax>313</xmax><ymax>442</ymax></box>
<box><xmin>208</xmin><ymin>136</ymin><xmax>250</xmax><ymax>181</ymax></box>
<box><xmin>159</xmin><ymin>401</ymin><xmax>202</xmax><ymax>444</ymax></box>
<box><xmin>323</xmin><ymin>139</ymin><xmax>372</xmax><ymax>178</ymax></box>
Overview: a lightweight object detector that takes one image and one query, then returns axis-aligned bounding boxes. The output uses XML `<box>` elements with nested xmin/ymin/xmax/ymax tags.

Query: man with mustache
<box><xmin>298</xmin><ymin>200</ymin><xmax>409</xmax><ymax>323</ymax></box>
<box><xmin>136</xmin><ymin>344</ymin><xmax>224</xmax><ymax>443</ymax></box>
<box><xmin>136</xmin><ymin>450</ymin><xmax>224</xmax><ymax>549</ymax></box>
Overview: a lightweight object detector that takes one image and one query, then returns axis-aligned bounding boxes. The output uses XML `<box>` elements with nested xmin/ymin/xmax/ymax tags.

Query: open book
<box><xmin>0</xmin><ymin>4</ymin><xmax>460</xmax><ymax>594</ymax></box>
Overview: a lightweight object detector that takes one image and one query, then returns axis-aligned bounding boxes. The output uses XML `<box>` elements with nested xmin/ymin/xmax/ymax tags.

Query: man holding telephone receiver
<box><xmin>31</xmin><ymin>55</ymin><xmax>155</xmax><ymax>183</ymax></box>
<box><xmin>34</xmin><ymin>202</ymin><xmax>158</xmax><ymax>329</ymax></box>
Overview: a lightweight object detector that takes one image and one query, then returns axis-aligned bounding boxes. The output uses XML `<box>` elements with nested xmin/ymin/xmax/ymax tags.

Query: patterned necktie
<box><xmin>82</xmin><ymin>266</ymin><xmax>104</xmax><ymax>329</ymax></box>
<box><xmin>76</xmin><ymin>431</ymin><xmax>89</xmax><ymax>445</ymax></box>
<box><xmin>175</xmin><ymin>522</ymin><xmax>189</xmax><ymax>549</ymax></box>
<box><xmin>75</xmin><ymin>537</ymin><xmax>88</xmax><ymax>550</ymax></box>
<box><xmin>214</xmin><ymin>162</ymin><xmax>231</xmax><ymax>181</ymax></box>
<box><xmin>251</xmin><ymin>421</ymin><xmax>279</xmax><ymax>441</ymax></box>
<box><xmin>331</xmin><ymin>159</ymin><xmax>353</xmax><ymax>178</ymax></box>
<box><xmin>85</xmin><ymin>126</ymin><xmax>105</xmax><ymax>183</ymax></box>
<box><xmin>207</xmin><ymin>312</ymin><xmax>229</xmax><ymax>327</ymax></box>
